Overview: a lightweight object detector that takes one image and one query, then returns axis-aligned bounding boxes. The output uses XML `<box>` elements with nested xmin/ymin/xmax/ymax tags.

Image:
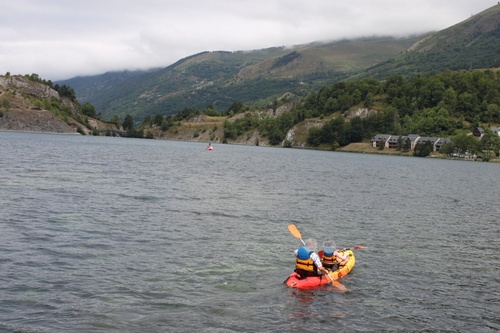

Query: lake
<box><xmin>0</xmin><ymin>131</ymin><xmax>498</xmax><ymax>332</ymax></box>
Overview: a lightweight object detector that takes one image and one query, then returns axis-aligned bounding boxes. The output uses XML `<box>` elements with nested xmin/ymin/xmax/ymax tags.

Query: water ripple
<box><xmin>0</xmin><ymin>132</ymin><xmax>499</xmax><ymax>332</ymax></box>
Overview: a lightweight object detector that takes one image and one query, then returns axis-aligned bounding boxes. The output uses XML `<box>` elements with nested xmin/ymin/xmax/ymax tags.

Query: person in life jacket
<box><xmin>321</xmin><ymin>240</ymin><xmax>349</xmax><ymax>270</ymax></box>
<box><xmin>294</xmin><ymin>238</ymin><xmax>329</xmax><ymax>279</ymax></box>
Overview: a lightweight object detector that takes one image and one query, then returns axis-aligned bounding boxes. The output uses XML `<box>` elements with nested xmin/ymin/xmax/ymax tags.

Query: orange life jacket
<box><xmin>295</xmin><ymin>252</ymin><xmax>317</xmax><ymax>273</ymax></box>
<box><xmin>321</xmin><ymin>252</ymin><xmax>338</xmax><ymax>268</ymax></box>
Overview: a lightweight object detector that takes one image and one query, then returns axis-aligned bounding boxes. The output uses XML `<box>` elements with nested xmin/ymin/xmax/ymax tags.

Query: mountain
<box><xmin>360</xmin><ymin>4</ymin><xmax>500</xmax><ymax>78</ymax></box>
<box><xmin>59</xmin><ymin>36</ymin><xmax>425</xmax><ymax>122</ymax></box>
<box><xmin>58</xmin><ymin>4</ymin><xmax>499</xmax><ymax>122</ymax></box>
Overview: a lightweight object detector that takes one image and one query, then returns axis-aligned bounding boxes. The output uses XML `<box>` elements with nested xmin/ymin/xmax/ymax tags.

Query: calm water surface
<box><xmin>0</xmin><ymin>131</ymin><xmax>499</xmax><ymax>332</ymax></box>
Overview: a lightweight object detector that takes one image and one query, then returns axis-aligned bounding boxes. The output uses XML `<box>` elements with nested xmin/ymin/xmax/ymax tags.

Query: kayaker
<box><xmin>294</xmin><ymin>238</ymin><xmax>329</xmax><ymax>279</ymax></box>
<box><xmin>321</xmin><ymin>240</ymin><xmax>349</xmax><ymax>270</ymax></box>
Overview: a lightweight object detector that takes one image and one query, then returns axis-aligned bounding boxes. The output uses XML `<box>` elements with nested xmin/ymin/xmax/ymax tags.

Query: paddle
<box><xmin>288</xmin><ymin>225</ymin><xmax>367</xmax><ymax>251</ymax></box>
<box><xmin>287</xmin><ymin>224</ymin><xmax>305</xmax><ymax>245</ymax></box>
<box><xmin>287</xmin><ymin>224</ymin><xmax>347</xmax><ymax>291</ymax></box>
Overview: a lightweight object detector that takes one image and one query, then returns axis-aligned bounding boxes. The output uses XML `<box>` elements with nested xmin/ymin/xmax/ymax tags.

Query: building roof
<box><xmin>387</xmin><ymin>136</ymin><xmax>400</xmax><ymax>143</ymax></box>
<box><xmin>436</xmin><ymin>138</ymin><xmax>452</xmax><ymax>145</ymax></box>
<box><xmin>371</xmin><ymin>134</ymin><xmax>391</xmax><ymax>141</ymax></box>
<box><xmin>417</xmin><ymin>137</ymin><xmax>439</xmax><ymax>144</ymax></box>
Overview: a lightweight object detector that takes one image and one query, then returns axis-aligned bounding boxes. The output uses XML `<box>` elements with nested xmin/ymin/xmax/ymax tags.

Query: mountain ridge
<box><xmin>59</xmin><ymin>35</ymin><xmax>426</xmax><ymax>121</ymax></box>
<box><xmin>359</xmin><ymin>4</ymin><xmax>500</xmax><ymax>78</ymax></box>
<box><xmin>56</xmin><ymin>4</ymin><xmax>500</xmax><ymax>122</ymax></box>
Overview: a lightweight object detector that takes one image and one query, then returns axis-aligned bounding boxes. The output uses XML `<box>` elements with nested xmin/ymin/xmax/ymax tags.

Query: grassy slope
<box><xmin>60</xmin><ymin>36</ymin><xmax>424</xmax><ymax>121</ymax></box>
<box><xmin>360</xmin><ymin>5</ymin><xmax>500</xmax><ymax>78</ymax></box>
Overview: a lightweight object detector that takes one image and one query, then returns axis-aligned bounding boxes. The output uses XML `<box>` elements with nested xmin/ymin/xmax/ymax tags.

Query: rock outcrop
<box><xmin>0</xmin><ymin>75</ymin><xmax>120</xmax><ymax>134</ymax></box>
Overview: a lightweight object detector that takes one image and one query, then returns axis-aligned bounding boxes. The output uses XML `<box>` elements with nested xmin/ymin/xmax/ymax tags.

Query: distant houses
<box><xmin>371</xmin><ymin>127</ymin><xmax>499</xmax><ymax>152</ymax></box>
<box><xmin>475</xmin><ymin>126</ymin><xmax>500</xmax><ymax>138</ymax></box>
<box><xmin>473</xmin><ymin>127</ymin><xmax>485</xmax><ymax>138</ymax></box>
<box><xmin>435</xmin><ymin>138</ymin><xmax>452</xmax><ymax>151</ymax></box>
<box><xmin>371</xmin><ymin>134</ymin><xmax>450</xmax><ymax>152</ymax></box>
<box><xmin>472</xmin><ymin>127</ymin><xmax>500</xmax><ymax>139</ymax></box>
<box><xmin>371</xmin><ymin>134</ymin><xmax>391</xmax><ymax>148</ymax></box>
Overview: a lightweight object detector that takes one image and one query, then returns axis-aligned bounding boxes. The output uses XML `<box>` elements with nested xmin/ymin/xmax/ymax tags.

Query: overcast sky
<box><xmin>0</xmin><ymin>0</ymin><xmax>496</xmax><ymax>81</ymax></box>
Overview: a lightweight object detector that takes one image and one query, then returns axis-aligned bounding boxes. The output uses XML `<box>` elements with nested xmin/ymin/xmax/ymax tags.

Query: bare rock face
<box><xmin>0</xmin><ymin>109</ymin><xmax>76</xmax><ymax>133</ymax></box>
<box><xmin>0</xmin><ymin>76</ymin><xmax>60</xmax><ymax>100</ymax></box>
<box><xmin>0</xmin><ymin>76</ymin><xmax>78</xmax><ymax>133</ymax></box>
<box><xmin>0</xmin><ymin>75</ymin><xmax>120</xmax><ymax>135</ymax></box>
<box><xmin>345</xmin><ymin>108</ymin><xmax>376</xmax><ymax>120</ymax></box>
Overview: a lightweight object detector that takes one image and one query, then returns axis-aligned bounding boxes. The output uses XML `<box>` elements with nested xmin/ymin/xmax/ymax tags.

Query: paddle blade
<box><xmin>352</xmin><ymin>246</ymin><xmax>368</xmax><ymax>250</ymax></box>
<box><xmin>287</xmin><ymin>224</ymin><xmax>302</xmax><ymax>240</ymax></box>
<box><xmin>325</xmin><ymin>272</ymin><xmax>348</xmax><ymax>291</ymax></box>
<box><xmin>331</xmin><ymin>279</ymin><xmax>348</xmax><ymax>292</ymax></box>
<box><xmin>326</xmin><ymin>273</ymin><xmax>348</xmax><ymax>292</ymax></box>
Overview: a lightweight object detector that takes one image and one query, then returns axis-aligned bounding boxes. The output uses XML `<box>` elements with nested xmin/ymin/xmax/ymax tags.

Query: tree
<box><xmin>320</xmin><ymin>117</ymin><xmax>345</xmax><ymax>146</ymax></box>
<box><xmin>141</xmin><ymin>116</ymin><xmax>152</xmax><ymax>127</ymax></box>
<box><xmin>439</xmin><ymin>142</ymin><xmax>454</xmax><ymax>156</ymax></box>
<box><xmin>153</xmin><ymin>115</ymin><xmax>164</xmax><ymax>126</ymax></box>
<box><xmin>267</xmin><ymin>126</ymin><xmax>285</xmax><ymax>146</ymax></box>
<box><xmin>452</xmin><ymin>133</ymin><xmax>479</xmax><ymax>156</ymax></box>
<box><xmin>258</xmin><ymin>116</ymin><xmax>286</xmax><ymax>145</ymax></box>
<box><xmin>223</xmin><ymin>120</ymin><xmax>238</xmax><ymax>139</ymax></box>
<box><xmin>226</xmin><ymin>101</ymin><xmax>244</xmax><ymax>115</ymax></box>
<box><xmin>396</xmin><ymin>136</ymin><xmax>403</xmax><ymax>151</ymax></box>
<box><xmin>2</xmin><ymin>99</ymin><xmax>10</xmax><ymax>111</ymax></box>
<box><xmin>55</xmin><ymin>84</ymin><xmax>77</xmax><ymax>102</ymax></box>
<box><xmin>442</xmin><ymin>87</ymin><xmax>458</xmax><ymax>113</ymax></box>
<box><xmin>347</xmin><ymin>116</ymin><xmax>364</xmax><ymax>142</ymax></box>
<box><xmin>123</xmin><ymin>115</ymin><xmax>134</xmax><ymax>131</ymax></box>
<box><xmin>479</xmin><ymin>128</ymin><xmax>500</xmax><ymax>161</ymax></box>
<box><xmin>81</xmin><ymin>103</ymin><xmax>97</xmax><ymax>118</ymax></box>
<box><xmin>486</xmin><ymin>104</ymin><xmax>499</xmax><ymax>126</ymax></box>
<box><xmin>203</xmin><ymin>105</ymin><xmax>219</xmax><ymax>116</ymax></box>
<box><xmin>402</xmin><ymin>137</ymin><xmax>411</xmax><ymax>151</ymax></box>
<box><xmin>175</xmin><ymin>107</ymin><xmax>200</xmax><ymax>121</ymax></box>
<box><xmin>364</xmin><ymin>92</ymin><xmax>374</xmax><ymax>108</ymax></box>
<box><xmin>378</xmin><ymin>138</ymin><xmax>385</xmax><ymax>150</ymax></box>
<box><xmin>413</xmin><ymin>141</ymin><xmax>433</xmax><ymax>157</ymax></box>
<box><xmin>456</xmin><ymin>92</ymin><xmax>478</xmax><ymax>121</ymax></box>
<box><xmin>307</xmin><ymin>127</ymin><xmax>322</xmax><ymax>146</ymax></box>
<box><xmin>110</xmin><ymin>115</ymin><xmax>121</xmax><ymax>128</ymax></box>
<box><xmin>161</xmin><ymin>116</ymin><xmax>174</xmax><ymax>130</ymax></box>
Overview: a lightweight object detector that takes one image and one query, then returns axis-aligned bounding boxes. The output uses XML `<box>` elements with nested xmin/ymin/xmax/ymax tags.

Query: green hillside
<box><xmin>59</xmin><ymin>36</ymin><xmax>424</xmax><ymax>122</ymax></box>
<box><xmin>58</xmin><ymin>4</ymin><xmax>500</xmax><ymax>125</ymax></box>
<box><xmin>360</xmin><ymin>4</ymin><xmax>500</xmax><ymax>78</ymax></box>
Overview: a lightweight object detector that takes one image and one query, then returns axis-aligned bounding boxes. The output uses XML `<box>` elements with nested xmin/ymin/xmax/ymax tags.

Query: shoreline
<box><xmin>3</xmin><ymin>129</ymin><xmax>498</xmax><ymax>162</ymax></box>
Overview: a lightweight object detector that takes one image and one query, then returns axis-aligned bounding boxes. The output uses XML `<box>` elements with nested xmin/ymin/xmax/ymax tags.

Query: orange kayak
<box><xmin>284</xmin><ymin>249</ymin><xmax>355</xmax><ymax>289</ymax></box>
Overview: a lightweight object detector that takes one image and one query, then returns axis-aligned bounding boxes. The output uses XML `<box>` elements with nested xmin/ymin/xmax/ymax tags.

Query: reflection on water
<box><xmin>0</xmin><ymin>132</ymin><xmax>499</xmax><ymax>332</ymax></box>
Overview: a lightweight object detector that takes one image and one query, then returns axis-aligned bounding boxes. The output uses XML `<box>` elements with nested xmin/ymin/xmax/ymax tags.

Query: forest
<box><xmin>298</xmin><ymin>69</ymin><xmax>500</xmax><ymax>145</ymax></box>
<box><xmin>133</xmin><ymin>69</ymin><xmax>500</xmax><ymax>157</ymax></box>
<box><xmin>211</xmin><ymin>69</ymin><xmax>499</xmax><ymax>149</ymax></box>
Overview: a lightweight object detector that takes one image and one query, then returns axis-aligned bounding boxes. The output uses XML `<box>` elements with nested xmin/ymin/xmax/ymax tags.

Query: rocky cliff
<box><xmin>0</xmin><ymin>75</ymin><xmax>120</xmax><ymax>134</ymax></box>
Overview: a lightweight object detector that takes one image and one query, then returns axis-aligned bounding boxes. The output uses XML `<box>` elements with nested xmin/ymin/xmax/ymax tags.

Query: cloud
<box><xmin>0</xmin><ymin>0</ymin><xmax>495</xmax><ymax>80</ymax></box>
